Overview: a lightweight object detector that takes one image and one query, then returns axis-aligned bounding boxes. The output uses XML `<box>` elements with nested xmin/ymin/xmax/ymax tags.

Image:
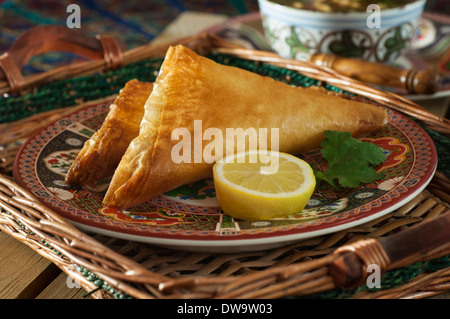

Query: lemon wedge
<box><xmin>213</xmin><ymin>150</ymin><xmax>316</xmax><ymax>221</ymax></box>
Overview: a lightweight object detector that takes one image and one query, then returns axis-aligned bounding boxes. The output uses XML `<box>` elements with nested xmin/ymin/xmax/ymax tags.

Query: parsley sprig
<box><xmin>313</xmin><ymin>130</ymin><xmax>387</xmax><ymax>190</ymax></box>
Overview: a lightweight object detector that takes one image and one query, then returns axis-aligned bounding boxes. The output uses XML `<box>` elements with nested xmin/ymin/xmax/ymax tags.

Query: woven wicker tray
<box><xmin>1</xmin><ymin>29</ymin><xmax>450</xmax><ymax>299</ymax></box>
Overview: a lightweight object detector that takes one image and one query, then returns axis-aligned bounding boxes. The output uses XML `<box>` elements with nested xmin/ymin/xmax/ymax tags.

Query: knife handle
<box><xmin>310</xmin><ymin>53</ymin><xmax>441</xmax><ymax>95</ymax></box>
<box><xmin>329</xmin><ymin>210</ymin><xmax>450</xmax><ymax>289</ymax></box>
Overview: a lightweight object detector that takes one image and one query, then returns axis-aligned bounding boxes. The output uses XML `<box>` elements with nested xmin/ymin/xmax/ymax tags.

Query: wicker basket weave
<box><xmin>1</xmin><ymin>30</ymin><xmax>450</xmax><ymax>299</ymax></box>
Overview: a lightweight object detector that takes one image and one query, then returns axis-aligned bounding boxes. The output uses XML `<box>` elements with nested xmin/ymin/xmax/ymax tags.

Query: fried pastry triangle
<box><xmin>65</xmin><ymin>79</ymin><xmax>154</xmax><ymax>186</ymax></box>
<box><xmin>103</xmin><ymin>45</ymin><xmax>388</xmax><ymax>209</ymax></box>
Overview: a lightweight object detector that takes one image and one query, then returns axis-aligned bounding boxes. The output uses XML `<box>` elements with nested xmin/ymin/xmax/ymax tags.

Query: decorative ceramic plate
<box><xmin>13</xmin><ymin>98</ymin><xmax>437</xmax><ymax>252</ymax></box>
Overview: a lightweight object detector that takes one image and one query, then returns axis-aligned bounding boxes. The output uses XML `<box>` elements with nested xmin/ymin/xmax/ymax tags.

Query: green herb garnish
<box><xmin>313</xmin><ymin>130</ymin><xmax>387</xmax><ymax>190</ymax></box>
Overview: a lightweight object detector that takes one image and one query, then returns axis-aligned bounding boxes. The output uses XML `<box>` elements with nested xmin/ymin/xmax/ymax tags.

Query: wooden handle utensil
<box><xmin>311</xmin><ymin>53</ymin><xmax>441</xmax><ymax>95</ymax></box>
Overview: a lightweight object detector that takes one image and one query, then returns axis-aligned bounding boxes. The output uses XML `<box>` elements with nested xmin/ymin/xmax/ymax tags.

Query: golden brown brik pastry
<box><xmin>65</xmin><ymin>79</ymin><xmax>154</xmax><ymax>186</ymax></box>
<box><xmin>103</xmin><ymin>45</ymin><xmax>388</xmax><ymax>209</ymax></box>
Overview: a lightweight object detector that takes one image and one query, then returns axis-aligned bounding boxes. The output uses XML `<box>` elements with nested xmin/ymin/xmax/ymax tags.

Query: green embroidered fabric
<box><xmin>1</xmin><ymin>53</ymin><xmax>448</xmax><ymax>299</ymax></box>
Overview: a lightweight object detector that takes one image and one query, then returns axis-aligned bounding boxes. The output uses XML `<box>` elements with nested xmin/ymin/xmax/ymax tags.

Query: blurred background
<box><xmin>0</xmin><ymin>0</ymin><xmax>448</xmax><ymax>73</ymax></box>
<box><xmin>0</xmin><ymin>0</ymin><xmax>259</xmax><ymax>75</ymax></box>
<box><xmin>0</xmin><ymin>0</ymin><xmax>449</xmax><ymax>118</ymax></box>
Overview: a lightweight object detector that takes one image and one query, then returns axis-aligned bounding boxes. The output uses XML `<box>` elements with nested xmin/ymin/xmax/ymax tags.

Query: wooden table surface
<box><xmin>0</xmin><ymin>231</ymin><xmax>87</xmax><ymax>299</ymax></box>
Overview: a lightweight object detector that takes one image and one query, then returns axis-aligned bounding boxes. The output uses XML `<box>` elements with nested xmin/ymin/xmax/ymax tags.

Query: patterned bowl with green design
<box><xmin>258</xmin><ymin>0</ymin><xmax>426</xmax><ymax>63</ymax></box>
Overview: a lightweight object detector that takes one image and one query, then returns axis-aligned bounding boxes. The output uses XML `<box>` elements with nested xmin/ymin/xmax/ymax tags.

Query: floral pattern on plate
<box><xmin>44</xmin><ymin>150</ymin><xmax>79</xmax><ymax>177</ymax></box>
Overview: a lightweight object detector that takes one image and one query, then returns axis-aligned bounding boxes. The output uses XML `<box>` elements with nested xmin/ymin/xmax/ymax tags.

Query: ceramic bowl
<box><xmin>258</xmin><ymin>0</ymin><xmax>426</xmax><ymax>63</ymax></box>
